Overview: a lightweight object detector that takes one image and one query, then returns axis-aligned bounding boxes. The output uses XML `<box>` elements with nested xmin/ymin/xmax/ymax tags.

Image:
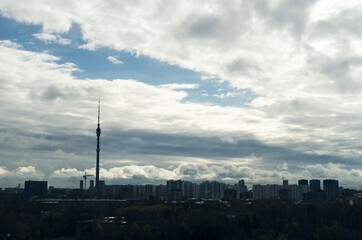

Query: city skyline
<box><xmin>1</xmin><ymin>1</ymin><xmax>362</xmax><ymax>189</ymax></box>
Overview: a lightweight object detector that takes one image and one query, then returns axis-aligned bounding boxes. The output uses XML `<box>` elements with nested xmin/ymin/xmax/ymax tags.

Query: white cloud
<box><xmin>1</xmin><ymin>0</ymin><xmax>362</xmax><ymax>103</ymax></box>
<box><xmin>50</xmin><ymin>166</ymin><xmax>176</xmax><ymax>181</ymax></box>
<box><xmin>1</xmin><ymin>1</ymin><xmax>362</xmax><ymax>186</ymax></box>
<box><xmin>107</xmin><ymin>55</ymin><xmax>124</xmax><ymax>65</ymax></box>
<box><xmin>0</xmin><ymin>166</ymin><xmax>44</xmax><ymax>183</ymax></box>
<box><xmin>248</xmin><ymin>97</ymin><xmax>277</xmax><ymax>107</ymax></box>
<box><xmin>47</xmin><ymin>162</ymin><xmax>362</xmax><ymax>189</ymax></box>
<box><xmin>52</xmin><ymin>168</ymin><xmax>83</xmax><ymax>178</ymax></box>
<box><xmin>33</xmin><ymin>32</ymin><xmax>71</xmax><ymax>45</ymax></box>
<box><xmin>0</xmin><ymin>41</ymin><xmax>287</xmax><ymax>181</ymax></box>
<box><xmin>159</xmin><ymin>83</ymin><xmax>199</xmax><ymax>90</ymax></box>
<box><xmin>0</xmin><ymin>40</ymin><xmax>22</xmax><ymax>49</ymax></box>
<box><xmin>0</xmin><ymin>42</ymin><xmax>279</xmax><ymax>138</ymax></box>
<box><xmin>201</xmin><ymin>75</ymin><xmax>216</xmax><ymax>81</ymax></box>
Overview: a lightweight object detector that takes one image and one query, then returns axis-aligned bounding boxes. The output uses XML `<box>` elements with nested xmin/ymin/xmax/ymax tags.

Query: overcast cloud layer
<box><xmin>0</xmin><ymin>0</ymin><xmax>362</xmax><ymax>188</ymax></box>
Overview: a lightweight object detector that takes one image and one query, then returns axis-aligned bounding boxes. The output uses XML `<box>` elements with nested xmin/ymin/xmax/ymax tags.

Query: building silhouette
<box><xmin>25</xmin><ymin>180</ymin><xmax>47</xmax><ymax>200</ymax></box>
<box><xmin>283</xmin><ymin>179</ymin><xmax>288</xmax><ymax>186</ymax></box>
<box><xmin>298</xmin><ymin>179</ymin><xmax>308</xmax><ymax>185</ymax></box>
<box><xmin>167</xmin><ymin>180</ymin><xmax>183</xmax><ymax>201</ymax></box>
<box><xmin>323</xmin><ymin>179</ymin><xmax>339</xmax><ymax>200</ymax></box>
<box><xmin>309</xmin><ymin>179</ymin><xmax>321</xmax><ymax>193</ymax></box>
<box><xmin>253</xmin><ymin>184</ymin><xmax>280</xmax><ymax>200</ymax></box>
<box><xmin>224</xmin><ymin>189</ymin><xmax>237</xmax><ymax>201</ymax></box>
<box><xmin>236</xmin><ymin>179</ymin><xmax>247</xmax><ymax>199</ymax></box>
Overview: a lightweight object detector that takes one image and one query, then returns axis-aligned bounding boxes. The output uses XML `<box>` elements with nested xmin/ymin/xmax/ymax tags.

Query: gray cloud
<box><xmin>253</xmin><ymin>0</ymin><xmax>317</xmax><ymax>37</ymax></box>
<box><xmin>1</xmin><ymin>1</ymin><xmax>362</xmax><ymax>188</ymax></box>
<box><xmin>313</xmin><ymin>8</ymin><xmax>362</xmax><ymax>36</ymax></box>
<box><xmin>3</xmin><ymin>161</ymin><xmax>361</xmax><ymax>189</ymax></box>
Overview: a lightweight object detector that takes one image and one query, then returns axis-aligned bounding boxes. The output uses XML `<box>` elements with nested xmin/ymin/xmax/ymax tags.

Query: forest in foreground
<box><xmin>0</xmin><ymin>194</ymin><xmax>361</xmax><ymax>240</ymax></box>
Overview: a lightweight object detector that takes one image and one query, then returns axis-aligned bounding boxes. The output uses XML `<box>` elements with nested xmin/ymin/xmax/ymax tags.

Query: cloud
<box><xmin>107</xmin><ymin>55</ymin><xmax>124</xmax><ymax>65</ymax></box>
<box><xmin>159</xmin><ymin>83</ymin><xmax>199</xmax><ymax>90</ymax></box>
<box><xmin>45</xmin><ymin>162</ymin><xmax>362</xmax><ymax>189</ymax></box>
<box><xmin>33</xmin><ymin>32</ymin><xmax>71</xmax><ymax>45</ymax></box>
<box><xmin>1</xmin><ymin>1</ymin><xmax>362</xmax><ymax>187</ymax></box>
<box><xmin>0</xmin><ymin>40</ymin><xmax>22</xmax><ymax>49</ymax></box>
<box><xmin>248</xmin><ymin>97</ymin><xmax>277</xmax><ymax>107</ymax></box>
<box><xmin>200</xmin><ymin>75</ymin><xmax>216</xmax><ymax>81</ymax></box>
<box><xmin>0</xmin><ymin>40</ymin><xmax>360</xmax><ymax>172</ymax></box>
<box><xmin>0</xmin><ymin>166</ymin><xmax>44</xmax><ymax>186</ymax></box>
<box><xmin>0</xmin><ymin>41</ymin><xmax>288</xmax><ymax>183</ymax></box>
<box><xmin>51</xmin><ymin>166</ymin><xmax>176</xmax><ymax>180</ymax></box>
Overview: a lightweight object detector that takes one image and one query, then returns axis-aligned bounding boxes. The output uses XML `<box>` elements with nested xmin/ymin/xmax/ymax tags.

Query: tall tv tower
<box><xmin>95</xmin><ymin>99</ymin><xmax>101</xmax><ymax>188</ymax></box>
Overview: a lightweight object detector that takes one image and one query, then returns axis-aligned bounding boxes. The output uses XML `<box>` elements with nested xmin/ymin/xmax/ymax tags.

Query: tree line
<box><xmin>0</xmin><ymin>194</ymin><xmax>361</xmax><ymax>239</ymax></box>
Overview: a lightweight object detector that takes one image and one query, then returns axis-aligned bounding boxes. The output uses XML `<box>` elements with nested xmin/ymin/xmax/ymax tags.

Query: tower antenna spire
<box><xmin>95</xmin><ymin>98</ymin><xmax>101</xmax><ymax>189</ymax></box>
<box><xmin>98</xmin><ymin>98</ymin><xmax>100</xmax><ymax>125</ymax></box>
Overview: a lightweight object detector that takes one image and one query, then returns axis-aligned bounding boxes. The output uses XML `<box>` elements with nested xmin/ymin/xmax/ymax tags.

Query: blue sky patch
<box><xmin>0</xmin><ymin>15</ymin><xmax>255</xmax><ymax>107</ymax></box>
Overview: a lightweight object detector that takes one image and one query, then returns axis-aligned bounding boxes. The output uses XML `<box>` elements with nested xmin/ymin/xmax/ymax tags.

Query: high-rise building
<box><xmin>25</xmin><ymin>180</ymin><xmax>47</xmax><ymax>200</ymax></box>
<box><xmin>154</xmin><ymin>184</ymin><xmax>166</xmax><ymax>198</ymax></box>
<box><xmin>183</xmin><ymin>181</ymin><xmax>198</xmax><ymax>199</ymax></box>
<box><xmin>298</xmin><ymin>179</ymin><xmax>308</xmax><ymax>185</ymax></box>
<box><xmin>323</xmin><ymin>179</ymin><xmax>339</xmax><ymax>200</ymax></box>
<box><xmin>211</xmin><ymin>181</ymin><xmax>225</xmax><ymax>199</ymax></box>
<box><xmin>224</xmin><ymin>189</ymin><xmax>237</xmax><ymax>201</ymax></box>
<box><xmin>279</xmin><ymin>188</ymin><xmax>291</xmax><ymax>201</ymax></box>
<box><xmin>90</xmin><ymin>180</ymin><xmax>94</xmax><ymax>189</ymax></box>
<box><xmin>145</xmin><ymin>184</ymin><xmax>154</xmax><ymax>197</ymax></box>
<box><xmin>309</xmin><ymin>179</ymin><xmax>321</xmax><ymax>193</ymax></box>
<box><xmin>166</xmin><ymin>180</ymin><xmax>183</xmax><ymax>201</ymax></box>
<box><xmin>236</xmin><ymin>179</ymin><xmax>247</xmax><ymax>199</ymax></box>
<box><xmin>252</xmin><ymin>185</ymin><xmax>280</xmax><ymax>200</ymax></box>
<box><xmin>283</xmin><ymin>179</ymin><xmax>288</xmax><ymax>186</ymax></box>
<box><xmin>200</xmin><ymin>181</ymin><xmax>212</xmax><ymax>199</ymax></box>
<box><xmin>80</xmin><ymin>180</ymin><xmax>84</xmax><ymax>190</ymax></box>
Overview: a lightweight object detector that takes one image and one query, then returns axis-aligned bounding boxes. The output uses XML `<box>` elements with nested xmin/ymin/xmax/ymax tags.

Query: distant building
<box><xmin>4</xmin><ymin>187</ymin><xmax>20</xmax><ymax>194</ymax></box>
<box><xmin>145</xmin><ymin>184</ymin><xmax>154</xmax><ymax>197</ymax></box>
<box><xmin>199</xmin><ymin>181</ymin><xmax>211</xmax><ymax>199</ymax></box>
<box><xmin>90</xmin><ymin>180</ymin><xmax>94</xmax><ymax>189</ymax></box>
<box><xmin>280</xmin><ymin>184</ymin><xmax>305</xmax><ymax>201</ymax></box>
<box><xmin>300</xmin><ymin>184</ymin><xmax>310</xmax><ymax>194</ymax></box>
<box><xmin>253</xmin><ymin>185</ymin><xmax>280</xmax><ymax>200</ymax></box>
<box><xmin>283</xmin><ymin>179</ymin><xmax>288</xmax><ymax>186</ymax></box>
<box><xmin>236</xmin><ymin>180</ymin><xmax>247</xmax><ymax>199</ymax></box>
<box><xmin>310</xmin><ymin>179</ymin><xmax>321</xmax><ymax>193</ymax></box>
<box><xmin>323</xmin><ymin>179</ymin><xmax>339</xmax><ymax>200</ymax></box>
<box><xmin>119</xmin><ymin>185</ymin><xmax>133</xmax><ymax>199</ymax></box>
<box><xmin>166</xmin><ymin>180</ymin><xmax>183</xmax><ymax>201</ymax></box>
<box><xmin>211</xmin><ymin>181</ymin><xmax>225</xmax><ymax>199</ymax></box>
<box><xmin>340</xmin><ymin>188</ymin><xmax>356</xmax><ymax>200</ymax></box>
<box><xmin>224</xmin><ymin>189</ymin><xmax>237</xmax><ymax>201</ymax></box>
<box><xmin>298</xmin><ymin>179</ymin><xmax>308</xmax><ymax>185</ymax></box>
<box><xmin>240</xmin><ymin>191</ymin><xmax>253</xmax><ymax>200</ymax></box>
<box><xmin>98</xmin><ymin>180</ymin><xmax>105</xmax><ymax>189</ymax></box>
<box><xmin>303</xmin><ymin>189</ymin><xmax>325</xmax><ymax>201</ymax></box>
<box><xmin>315</xmin><ymin>189</ymin><xmax>326</xmax><ymax>201</ymax></box>
<box><xmin>25</xmin><ymin>180</ymin><xmax>47</xmax><ymax>200</ymax></box>
<box><xmin>287</xmin><ymin>185</ymin><xmax>305</xmax><ymax>201</ymax></box>
<box><xmin>183</xmin><ymin>181</ymin><xmax>199</xmax><ymax>199</ymax></box>
<box><xmin>102</xmin><ymin>185</ymin><xmax>122</xmax><ymax>198</ymax></box>
<box><xmin>154</xmin><ymin>184</ymin><xmax>166</xmax><ymax>198</ymax></box>
<box><xmin>132</xmin><ymin>185</ymin><xmax>147</xmax><ymax>197</ymax></box>
<box><xmin>279</xmin><ymin>188</ymin><xmax>291</xmax><ymax>201</ymax></box>
<box><xmin>80</xmin><ymin>180</ymin><xmax>84</xmax><ymax>190</ymax></box>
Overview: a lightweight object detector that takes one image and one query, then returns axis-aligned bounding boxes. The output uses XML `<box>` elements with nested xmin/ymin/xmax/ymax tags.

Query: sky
<box><xmin>0</xmin><ymin>0</ymin><xmax>362</xmax><ymax>189</ymax></box>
